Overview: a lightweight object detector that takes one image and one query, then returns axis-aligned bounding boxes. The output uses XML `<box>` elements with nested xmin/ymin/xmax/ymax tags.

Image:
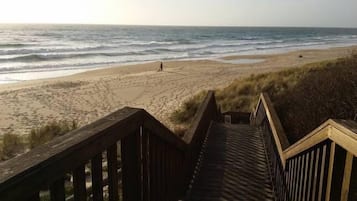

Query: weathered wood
<box><xmin>298</xmin><ymin>155</ymin><xmax>305</xmax><ymax>201</ymax></box>
<box><xmin>302</xmin><ymin>152</ymin><xmax>309</xmax><ymax>201</ymax></box>
<box><xmin>0</xmin><ymin>91</ymin><xmax>220</xmax><ymax>201</ymax></box>
<box><xmin>50</xmin><ymin>177</ymin><xmax>65</xmax><ymax>201</ymax></box>
<box><xmin>184</xmin><ymin>90</ymin><xmax>218</xmax><ymax>144</ymax></box>
<box><xmin>325</xmin><ymin>142</ymin><xmax>336</xmax><ymax>201</ymax></box>
<box><xmin>107</xmin><ymin>143</ymin><xmax>119</xmax><ymax>201</ymax></box>
<box><xmin>142</xmin><ymin>130</ymin><xmax>149</xmax><ymax>201</ymax></box>
<box><xmin>328</xmin><ymin>144</ymin><xmax>346</xmax><ymax>201</ymax></box>
<box><xmin>73</xmin><ymin>164</ymin><xmax>86</xmax><ymax>201</ymax></box>
<box><xmin>330</xmin><ymin>126</ymin><xmax>357</xmax><ymax>157</ymax></box>
<box><xmin>121</xmin><ymin>131</ymin><xmax>140</xmax><ymax>201</ymax></box>
<box><xmin>27</xmin><ymin>192</ymin><xmax>40</xmax><ymax>201</ymax></box>
<box><xmin>348</xmin><ymin>157</ymin><xmax>357</xmax><ymax>200</ymax></box>
<box><xmin>317</xmin><ymin>144</ymin><xmax>328</xmax><ymax>201</ymax></box>
<box><xmin>340</xmin><ymin>152</ymin><xmax>353</xmax><ymax>201</ymax></box>
<box><xmin>284</xmin><ymin>126</ymin><xmax>329</xmax><ymax>161</ymax></box>
<box><xmin>259</xmin><ymin>93</ymin><xmax>290</xmax><ymax>163</ymax></box>
<box><xmin>294</xmin><ymin>156</ymin><xmax>301</xmax><ymax>200</ymax></box>
<box><xmin>311</xmin><ymin>147</ymin><xmax>321</xmax><ymax>201</ymax></box>
<box><xmin>149</xmin><ymin>134</ymin><xmax>158</xmax><ymax>201</ymax></box>
<box><xmin>284</xmin><ymin>119</ymin><xmax>357</xmax><ymax>161</ymax></box>
<box><xmin>91</xmin><ymin>153</ymin><xmax>103</xmax><ymax>201</ymax></box>
<box><xmin>306</xmin><ymin>150</ymin><xmax>315</xmax><ymax>201</ymax></box>
<box><xmin>143</xmin><ymin>112</ymin><xmax>186</xmax><ymax>150</ymax></box>
<box><xmin>0</xmin><ymin>107</ymin><xmax>143</xmax><ymax>201</ymax></box>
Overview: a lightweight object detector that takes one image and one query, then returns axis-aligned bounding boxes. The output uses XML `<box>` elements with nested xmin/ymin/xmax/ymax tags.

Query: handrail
<box><xmin>183</xmin><ymin>90</ymin><xmax>218</xmax><ymax>144</ymax></box>
<box><xmin>0</xmin><ymin>91</ymin><xmax>218</xmax><ymax>201</ymax></box>
<box><xmin>0</xmin><ymin>107</ymin><xmax>143</xmax><ymax>200</ymax></box>
<box><xmin>251</xmin><ymin>93</ymin><xmax>290</xmax><ymax>166</ymax></box>
<box><xmin>251</xmin><ymin>92</ymin><xmax>357</xmax><ymax>201</ymax></box>
<box><xmin>252</xmin><ymin>92</ymin><xmax>357</xmax><ymax>164</ymax></box>
<box><xmin>283</xmin><ymin>119</ymin><xmax>357</xmax><ymax>160</ymax></box>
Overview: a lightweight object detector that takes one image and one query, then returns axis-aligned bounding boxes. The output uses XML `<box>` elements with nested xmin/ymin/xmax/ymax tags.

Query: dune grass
<box><xmin>170</xmin><ymin>54</ymin><xmax>357</xmax><ymax>143</ymax></box>
<box><xmin>29</xmin><ymin>120</ymin><xmax>78</xmax><ymax>148</ymax></box>
<box><xmin>0</xmin><ymin>120</ymin><xmax>78</xmax><ymax>161</ymax></box>
<box><xmin>0</xmin><ymin>133</ymin><xmax>26</xmax><ymax>161</ymax></box>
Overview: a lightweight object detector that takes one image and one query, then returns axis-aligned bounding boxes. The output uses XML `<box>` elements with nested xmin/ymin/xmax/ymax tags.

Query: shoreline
<box><xmin>1</xmin><ymin>43</ymin><xmax>357</xmax><ymax>85</ymax></box>
<box><xmin>0</xmin><ymin>45</ymin><xmax>357</xmax><ymax>136</ymax></box>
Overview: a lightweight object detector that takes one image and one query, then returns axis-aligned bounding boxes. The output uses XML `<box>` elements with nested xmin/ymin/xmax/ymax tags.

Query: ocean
<box><xmin>1</xmin><ymin>24</ymin><xmax>357</xmax><ymax>83</ymax></box>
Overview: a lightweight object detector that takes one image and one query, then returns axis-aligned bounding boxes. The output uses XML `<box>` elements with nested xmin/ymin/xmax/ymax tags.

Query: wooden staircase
<box><xmin>0</xmin><ymin>91</ymin><xmax>356</xmax><ymax>201</ymax></box>
<box><xmin>187</xmin><ymin>122</ymin><xmax>274</xmax><ymax>200</ymax></box>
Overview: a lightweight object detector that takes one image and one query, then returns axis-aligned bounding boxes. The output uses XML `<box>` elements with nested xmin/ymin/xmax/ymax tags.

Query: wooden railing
<box><xmin>0</xmin><ymin>91</ymin><xmax>219</xmax><ymax>201</ymax></box>
<box><xmin>251</xmin><ymin>93</ymin><xmax>357</xmax><ymax>201</ymax></box>
<box><xmin>252</xmin><ymin>93</ymin><xmax>290</xmax><ymax>200</ymax></box>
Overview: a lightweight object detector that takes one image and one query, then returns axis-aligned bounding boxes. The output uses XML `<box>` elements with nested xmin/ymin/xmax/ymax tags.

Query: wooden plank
<box><xmin>317</xmin><ymin>144</ymin><xmax>327</xmax><ymax>201</ymax></box>
<box><xmin>107</xmin><ymin>143</ymin><xmax>119</xmax><ymax>201</ymax></box>
<box><xmin>142</xmin><ymin>130</ymin><xmax>149</xmax><ymax>201</ymax></box>
<box><xmin>149</xmin><ymin>134</ymin><xmax>158</xmax><ymax>201</ymax></box>
<box><xmin>298</xmin><ymin>155</ymin><xmax>305</xmax><ymax>201</ymax></box>
<box><xmin>284</xmin><ymin>127</ymin><xmax>329</xmax><ymax>160</ymax></box>
<box><xmin>283</xmin><ymin>119</ymin><xmax>357</xmax><ymax>164</ymax></box>
<box><xmin>91</xmin><ymin>153</ymin><xmax>103</xmax><ymax>201</ymax></box>
<box><xmin>121</xmin><ymin>131</ymin><xmax>140</xmax><ymax>201</ymax></box>
<box><xmin>340</xmin><ymin>152</ymin><xmax>353</xmax><ymax>201</ymax></box>
<box><xmin>290</xmin><ymin>158</ymin><xmax>296</xmax><ymax>199</ymax></box>
<box><xmin>143</xmin><ymin>113</ymin><xmax>186</xmax><ymax>150</ymax></box>
<box><xmin>27</xmin><ymin>192</ymin><xmax>40</xmax><ymax>201</ymax></box>
<box><xmin>0</xmin><ymin>107</ymin><xmax>143</xmax><ymax>201</ymax></box>
<box><xmin>328</xmin><ymin>144</ymin><xmax>347</xmax><ymax>201</ymax></box>
<box><xmin>183</xmin><ymin>90</ymin><xmax>217</xmax><ymax>144</ymax></box>
<box><xmin>348</xmin><ymin>157</ymin><xmax>357</xmax><ymax>200</ymax></box>
<box><xmin>302</xmin><ymin>152</ymin><xmax>309</xmax><ymax>201</ymax></box>
<box><xmin>330</xmin><ymin>127</ymin><xmax>357</xmax><ymax>157</ymax></box>
<box><xmin>306</xmin><ymin>150</ymin><xmax>315</xmax><ymax>201</ymax></box>
<box><xmin>311</xmin><ymin>147</ymin><xmax>321</xmax><ymax>201</ymax></box>
<box><xmin>294</xmin><ymin>156</ymin><xmax>301</xmax><ymax>200</ymax></box>
<box><xmin>50</xmin><ymin>177</ymin><xmax>65</xmax><ymax>201</ymax></box>
<box><xmin>325</xmin><ymin>142</ymin><xmax>336</xmax><ymax>201</ymax></box>
<box><xmin>260</xmin><ymin>93</ymin><xmax>290</xmax><ymax>166</ymax></box>
<box><xmin>158</xmin><ymin>139</ymin><xmax>164</xmax><ymax>201</ymax></box>
<box><xmin>73</xmin><ymin>164</ymin><xmax>86</xmax><ymax>201</ymax></box>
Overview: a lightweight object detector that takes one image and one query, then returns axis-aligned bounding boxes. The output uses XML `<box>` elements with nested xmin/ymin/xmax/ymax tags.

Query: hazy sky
<box><xmin>0</xmin><ymin>0</ymin><xmax>356</xmax><ymax>27</ymax></box>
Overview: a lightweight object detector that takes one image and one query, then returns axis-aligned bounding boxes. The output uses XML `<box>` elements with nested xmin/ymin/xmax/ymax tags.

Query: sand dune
<box><xmin>0</xmin><ymin>46</ymin><xmax>356</xmax><ymax>136</ymax></box>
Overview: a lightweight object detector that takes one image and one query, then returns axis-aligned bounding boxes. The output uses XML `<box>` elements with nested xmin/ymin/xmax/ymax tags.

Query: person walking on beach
<box><xmin>160</xmin><ymin>62</ymin><xmax>163</xmax><ymax>71</ymax></box>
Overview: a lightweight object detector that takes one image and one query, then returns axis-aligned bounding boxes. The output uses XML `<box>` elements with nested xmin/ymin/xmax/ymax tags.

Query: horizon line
<box><xmin>1</xmin><ymin>22</ymin><xmax>357</xmax><ymax>29</ymax></box>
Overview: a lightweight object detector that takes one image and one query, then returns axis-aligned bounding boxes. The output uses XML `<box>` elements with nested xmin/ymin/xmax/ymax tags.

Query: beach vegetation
<box><xmin>0</xmin><ymin>120</ymin><xmax>78</xmax><ymax>161</ymax></box>
<box><xmin>170</xmin><ymin>54</ymin><xmax>357</xmax><ymax>143</ymax></box>
<box><xmin>29</xmin><ymin>120</ymin><xmax>78</xmax><ymax>148</ymax></box>
<box><xmin>0</xmin><ymin>133</ymin><xmax>26</xmax><ymax>161</ymax></box>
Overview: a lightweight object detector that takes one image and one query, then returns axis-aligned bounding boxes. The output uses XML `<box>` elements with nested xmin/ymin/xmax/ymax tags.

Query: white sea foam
<box><xmin>0</xmin><ymin>24</ymin><xmax>357</xmax><ymax>83</ymax></box>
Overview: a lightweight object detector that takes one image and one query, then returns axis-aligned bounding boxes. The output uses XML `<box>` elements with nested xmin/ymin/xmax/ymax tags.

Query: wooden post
<box><xmin>50</xmin><ymin>177</ymin><xmax>65</xmax><ymax>201</ymax></box>
<box><xmin>142</xmin><ymin>130</ymin><xmax>149</xmax><ymax>201</ymax></box>
<box><xmin>121</xmin><ymin>131</ymin><xmax>141</xmax><ymax>201</ymax></box>
<box><xmin>73</xmin><ymin>164</ymin><xmax>87</xmax><ymax>201</ymax></box>
<box><xmin>27</xmin><ymin>192</ymin><xmax>40</xmax><ymax>201</ymax></box>
<box><xmin>91</xmin><ymin>153</ymin><xmax>104</xmax><ymax>201</ymax></box>
<box><xmin>325</xmin><ymin>142</ymin><xmax>336</xmax><ymax>201</ymax></box>
<box><xmin>317</xmin><ymin>144</ymin><xmax>328</xmax><ymax>201</ymax></box>
<box><xmin>107</xmin><ymin>143</ymin><xmax>119</xmax><ymax>201</ymax></box>
<box><xmin>340</xmin><ymin>152</ymin><xmax>353</xmax><ymax>201</ymax></box>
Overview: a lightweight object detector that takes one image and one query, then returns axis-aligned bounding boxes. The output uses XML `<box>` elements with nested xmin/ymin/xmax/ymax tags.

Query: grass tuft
<box><xmin>0</xmin><ymin>133</ymin><xmax>25</xmax><ymax>161</ymax></box>
<box><xmin>29</xmin><ymin>120</ymin><xmax>78</xmax><ymax>148</ymax></box>
<box><xmin>0</xmin><ymin>120</ymin><xmax>78</xmax><ymax>161</ymax></box>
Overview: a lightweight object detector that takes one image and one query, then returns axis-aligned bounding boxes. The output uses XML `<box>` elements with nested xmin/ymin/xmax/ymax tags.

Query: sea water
<box><xmin>1</xmin><ymin>24</ymin><xmax>357</xmax><ymax>83</ymax></box>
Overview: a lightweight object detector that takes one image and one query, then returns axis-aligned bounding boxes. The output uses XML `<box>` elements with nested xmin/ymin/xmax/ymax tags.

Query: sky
<box><xmin>0</xmin><ymin>0</ymin><xmax>357</xmax><ymax>27</ymax></box>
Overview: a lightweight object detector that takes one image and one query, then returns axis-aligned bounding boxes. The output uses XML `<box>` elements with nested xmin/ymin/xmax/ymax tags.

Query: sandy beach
<box><xmin>0</xmin><ymin>45</ymin><xmax>356</xmax><ymax>136</ymax></box>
